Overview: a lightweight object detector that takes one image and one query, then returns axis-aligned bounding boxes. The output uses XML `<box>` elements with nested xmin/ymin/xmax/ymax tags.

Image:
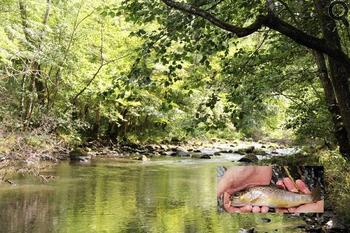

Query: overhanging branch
<box><xmin>161</xmin><ymin>0</ymin><xmax>266</xmax><ymax>37</ymax></box>
<box><xmin>161</xmin><ymin>0</ymin><xmax>350</xmax><ymax>68</ymax></box>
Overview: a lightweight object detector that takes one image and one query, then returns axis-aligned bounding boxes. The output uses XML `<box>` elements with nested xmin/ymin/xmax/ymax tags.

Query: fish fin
<box><xmin>311</xmin><ymin>186</ymin><xmax>321</xmax><ymax>202</ymax></box>
<box><xmin>250</xmin><ymin>194</ymin><xmax>263</xmax><ymax>204</ymax></box>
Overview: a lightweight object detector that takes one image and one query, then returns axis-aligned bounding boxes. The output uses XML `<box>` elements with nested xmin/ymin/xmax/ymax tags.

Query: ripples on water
<box><xmin>0</xmin><ymin>159</ymin><xmax>306</xmax><ymax>233</ymax></box>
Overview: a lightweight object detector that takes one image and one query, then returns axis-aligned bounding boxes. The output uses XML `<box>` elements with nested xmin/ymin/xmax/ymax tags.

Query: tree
<box><xmin>121</xmin><ymin>0</ymin><xmax>350</xmax><ymax>157</ymax></box>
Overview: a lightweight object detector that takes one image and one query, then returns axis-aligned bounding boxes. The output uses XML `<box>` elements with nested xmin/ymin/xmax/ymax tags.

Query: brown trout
<box><xmin>230</xmin><ymin>185</ymin><xmax>321</xmax><ymax>208</ymax></box>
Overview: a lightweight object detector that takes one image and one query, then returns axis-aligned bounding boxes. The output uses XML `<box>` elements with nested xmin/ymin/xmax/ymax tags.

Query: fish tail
<box><xmin>311</xmin><ymin>186</ymin><xmax>321</xmax><ymax>202</ymax></box>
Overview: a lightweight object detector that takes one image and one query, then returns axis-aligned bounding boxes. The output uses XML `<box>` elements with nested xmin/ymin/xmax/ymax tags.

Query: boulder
<box><xmin>235</xmin><ymin>146</ymin><xmax>255</xmax><ymax>155</ymax></box>
<box><xmin>200</xmin><ymin>154</ymin><xmax>211</xmax><ymax>159</ymax></box>
<box><xmin>174</xmin><ymin>147</ymin><xmax>190</xmax><ymax>157</ymax></box>
<box><xmin>238</xmin><ymin>154</ymin><xmax>258</xmax><ymax>163</ymax></box>
<box><xmin>69</xmin><ymin>148</ymin><xmax>91</xmax><ymax>162</ymax></box>
<box><xmin>145</xmin><ymin>145</ymin><xmax>155</xmax><ymax>151</ymax></box>
<box><xmin>165</xmin><ymin>151</ymin><xmax>176</xmax><ymax>156</ymax></box>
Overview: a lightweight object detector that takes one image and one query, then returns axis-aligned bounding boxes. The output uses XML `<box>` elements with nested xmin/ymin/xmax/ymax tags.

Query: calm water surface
<box><xmin>0</xmin><ymin>158</ymin><xmax>306</xmax><ymax>233</ymax></box>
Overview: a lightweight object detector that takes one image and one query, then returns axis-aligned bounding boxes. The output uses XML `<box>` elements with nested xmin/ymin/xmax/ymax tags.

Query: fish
<box><xmin>230</xmin><ymin>185</ymin><xmax>321</xmax><ymax>208</ymax></box>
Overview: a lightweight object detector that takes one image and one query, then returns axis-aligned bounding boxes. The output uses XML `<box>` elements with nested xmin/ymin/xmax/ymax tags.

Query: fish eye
<box><xmin>233</xmin><ymin>192</ymin><xmax>241</xmax><ymax>197</ymax></box>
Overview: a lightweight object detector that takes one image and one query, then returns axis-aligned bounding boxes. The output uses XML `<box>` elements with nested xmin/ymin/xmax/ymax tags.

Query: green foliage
<box><xmin>320</xmin><ymin>150</ymin><xmax>350</xmax><ymax>223</ymax></box>
<box><xmin>0</xmin><ymin>0</ymin><xmax>342</xmax><ymax>147</ymax></box>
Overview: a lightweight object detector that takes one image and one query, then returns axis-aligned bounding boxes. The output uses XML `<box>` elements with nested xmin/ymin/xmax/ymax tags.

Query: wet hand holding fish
<box><xmin>230</xmin><ymin>185</ymin><xmax>321</xmax><ymax>208</ymax></box>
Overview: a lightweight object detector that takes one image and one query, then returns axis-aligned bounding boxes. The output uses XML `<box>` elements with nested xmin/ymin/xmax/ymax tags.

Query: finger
<box><xmin>261</xmin><ymin>206</ymin><xmax>269</xmax><ymax>213</ymax></box>
<box><xmin>223</xmin><ymin>192</ymin><xmax>251</xmax><ymax>213</ymax></box>
<box><xmin>276</xmin><ymin>208</ymin><xmax>288</xmax><ymax>213</ymax></box>
<box><xmin>288</xmin><ymin>207</ymin><xmax>297</xmax><ymax>213</ymax></box>
<box><xmin>224</xmin><ymin>202</ymin><xmax>239</xmax><ymax>213</ymax></box>
<box><xmin>229</xmin><ymin>207</ymin><xmax>243</xmax><ymax>213</ymax></box>
<box><xmin>223</xmin><ymin>192</ymin><xmax>231</xmax><ymax>205</ymax></box>
<box><xmin>276</xmin><ymin>180</ymin><xmax>286</xmax><ymax>189</ymax></box>
<box><xmin>252</xmin><ymin>206</ymin><xmax>260</xmax><ymax>213</ymax></box>
<box><xmin>295</xmin><ymin>179</ymin><xmax>311</xmax><ymax>194</ymax></box>
<box><xmin>223</xmin><ymin>192</ymin><xmax>237</xmax><ymax>213</ymax></box>
<box><xmin>239</xmin><ymin>205</ymin><xmax>253</xmax><ymax>213</ymax></box>
<box><xmin>294</xmin><ymin>200</ymin><xmax>324</xmax><ymax>213</ymax></box>
<box><xmin>283</xmin><ymin>178</ymin><xmax>298</xmax><ymax>192</ymax></box>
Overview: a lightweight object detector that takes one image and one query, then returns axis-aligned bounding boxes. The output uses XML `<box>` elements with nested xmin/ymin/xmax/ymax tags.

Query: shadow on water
<box><xmin>0</xmin><ymin>159</ymin><xmax>306</xmax><ymax>233</ymax></box>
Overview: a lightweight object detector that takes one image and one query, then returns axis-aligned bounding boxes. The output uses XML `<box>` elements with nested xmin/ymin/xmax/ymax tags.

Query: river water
<box><xmin>0</xmin><ymin>158</ymin><xmax>306</xmax><ymax>233</ymax></box>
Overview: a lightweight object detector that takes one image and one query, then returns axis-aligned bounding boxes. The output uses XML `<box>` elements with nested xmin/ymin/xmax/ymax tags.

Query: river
<box><xmin>0</xmin><ymin>157</ymin><xmax>307</xmax><ymax>233</ymax></box>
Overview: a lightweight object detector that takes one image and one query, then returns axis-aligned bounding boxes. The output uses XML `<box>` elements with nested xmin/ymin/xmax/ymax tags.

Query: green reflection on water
<box><xmin>0</xmin><ymin>160</ymin><xmax>305</xmax><ymax>233</ymax></box>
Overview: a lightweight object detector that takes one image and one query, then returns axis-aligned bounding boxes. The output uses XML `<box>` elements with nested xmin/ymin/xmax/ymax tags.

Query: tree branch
<box><xmin>160</xmin><ymin>0</ymin><xmax>350</xmax><ymax>69</ymax></box>
<box><xmin>18</xmin><ymin>0</ymin><xmax>33</xmax><ymax>44</ymax></box>
<box><xmin>206</xmin><ymin>0</ymin><xmax>225</xmax><ymax>11</ymax></box>
<box><xmin>161</xmin><ymin>0</ymin><xmax>266</xmax><ymax>37</ymax></box>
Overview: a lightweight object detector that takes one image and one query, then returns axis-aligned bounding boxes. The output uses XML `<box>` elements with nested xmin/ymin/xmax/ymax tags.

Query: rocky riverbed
<box><xmin>68</xmin><ymin>140</ymin><xmax>301</xmax><ymax>163</ymax></box>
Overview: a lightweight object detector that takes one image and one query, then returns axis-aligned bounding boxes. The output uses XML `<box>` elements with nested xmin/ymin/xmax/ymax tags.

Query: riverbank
<box><xmin>0</xmin><ymin>129</ymin><xmax>301</xmax><ymax>181</ymax></box>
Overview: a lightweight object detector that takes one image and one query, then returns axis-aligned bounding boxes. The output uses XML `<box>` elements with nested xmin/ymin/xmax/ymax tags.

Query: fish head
<box><xmin>231</xmin><ymin>190</ymin><xmax>257</xmax><ymax>206</ymax></box>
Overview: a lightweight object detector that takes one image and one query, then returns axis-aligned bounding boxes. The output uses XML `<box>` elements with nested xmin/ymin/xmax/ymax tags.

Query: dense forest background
<box><xmin>0</xmin><ymin>0</ymin><xmax>339</xmax><ymax>147</ymax></box>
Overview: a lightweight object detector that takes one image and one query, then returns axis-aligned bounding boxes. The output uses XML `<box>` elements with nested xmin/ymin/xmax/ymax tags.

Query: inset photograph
<box><xmin>217</xmin><ymin>166</ymin><xmax>324</xmax><ymax>213</ymax></box>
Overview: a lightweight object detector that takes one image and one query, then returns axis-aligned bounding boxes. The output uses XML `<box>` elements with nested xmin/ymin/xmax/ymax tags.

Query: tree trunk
<box><xmin>313</xmin><ymin>51</ymin><xmax>350</xmax><ymax>156</ymax></box>
<box><xmin>314</xmin><ymin>0</ymin><xmax>350</xmax><ymax>155</ymax></box>
<box><xmin>32</xmin><ymin>62</ymin><xmax>46</xmax><ymax>106</ymax></box>
<box><xmin>91</xmin><ymin>103</ymin><xmax>101</xmax><ymax>139</ymax></box>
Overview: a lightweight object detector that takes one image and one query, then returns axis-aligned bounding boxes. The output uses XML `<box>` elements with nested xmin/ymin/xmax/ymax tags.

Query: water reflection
<box><xmin>0</xmin><ymin>160</ymin><xmax>305</xmax><ymax>233</ymax></box>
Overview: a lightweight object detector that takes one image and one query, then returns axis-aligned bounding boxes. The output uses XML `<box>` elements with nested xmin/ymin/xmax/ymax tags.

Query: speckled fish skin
<box><xmin>230</xmin><ymin>185</ymin><xmax>318</xmax><ymax>208</ymax></box>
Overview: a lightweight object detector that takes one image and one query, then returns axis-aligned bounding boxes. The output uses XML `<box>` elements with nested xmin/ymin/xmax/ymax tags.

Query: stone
<box><xmin>238</xmin><ymin>154</ymin><xmax>258</xmax><ymax>163</ymax></box>
<box><xmin>235</xmin><ymin>146</ymin><xmax>255</xmax><ymax>155</ymax></box>
<box><xmin>200</xmin><ymin>154</ymin><xmax>211</xmax><ymax>159</ymax></box>
<box><xmin>174</xmin><ymin>147</ymin><xmax>190</xmax><ymax>157</ymax></box>
<box><xmin>69</xmin><ymin>148</ymin><xmax>91</xmax><ymax>162</ymax></box>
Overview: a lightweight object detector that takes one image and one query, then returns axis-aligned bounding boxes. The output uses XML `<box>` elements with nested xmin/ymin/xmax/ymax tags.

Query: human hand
<box><xmin>276</xmin><ymin>178</ymin><xmax>324</xmax><ymax>213</ymax></box>
<box><xmin>217</xmin><ymin>166</ymin><xmax>272</xmax><ymax>213</ymax></box>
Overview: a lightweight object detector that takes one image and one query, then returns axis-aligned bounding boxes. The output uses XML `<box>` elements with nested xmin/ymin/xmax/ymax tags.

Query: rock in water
<box><xmin>245</xmin><ymin>146</ymin><xmax>255</xmax><ymax>153</ymax></box>
<box><xmin>200</xmin><ymin>154</ymin><xmax>211</xmax><ymax>159</ymax></box>
<box><xmin>69</xmin><ymin>148</ymin><xmax>91</xmax><ymax>162</ymax></box>
<box><xmin>238</xmin><ymin>154</ymin><xmax>258</xmax><ymax>163</ymax></box>
<box><xmin>168</xmin><ymin>147</ymin><xmax>190</xmax><ymax>157</ymax></box>
<box><xmin>235</xmin><ymin>146</ymin><xmax>255</xmax><ymax>155</ymax></box>
<box><xmin>142</xmin><ymin>155</ymin><xmax>150</xmax><ymax>161</ymax></box>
